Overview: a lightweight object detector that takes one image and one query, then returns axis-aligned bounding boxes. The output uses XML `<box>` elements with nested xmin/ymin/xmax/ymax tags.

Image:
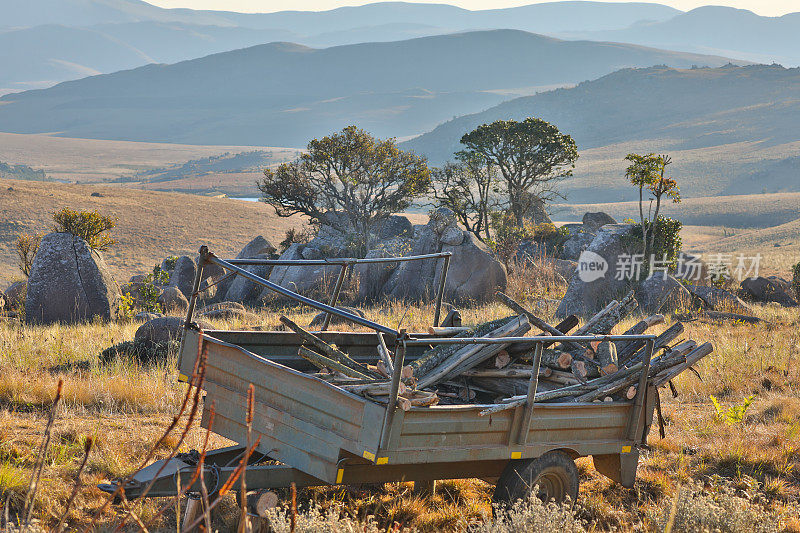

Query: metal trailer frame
<box><xmin>103</xmin><ymin>247</ymin><xmax>659</xmax><ymax>503</ymax></box>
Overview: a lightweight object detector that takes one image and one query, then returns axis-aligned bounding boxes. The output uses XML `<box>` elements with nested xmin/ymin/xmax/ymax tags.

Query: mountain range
<box><xmin>3</xmin><ymin>1</ymin><xmax>800</xmax><ymax>95</ymax></box>
<box><xmin>0</xmin><ymin>29</ymin><xmax>742</xmax><ymax>147</ymax></box>
<box><xmin>403</xmin><ymin>64</ymin><xmax>800</xmax><ymax>201</ymax></box>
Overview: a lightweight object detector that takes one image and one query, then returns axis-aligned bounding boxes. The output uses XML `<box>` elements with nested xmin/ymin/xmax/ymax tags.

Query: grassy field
<box><xmin>0</xmin><ymin>178</ymin><xmax>303</xmax><ymax>287</ymax></box>
<box><xmin>1</xmin><ymin>268</ymin><xmax>799</xmax><ymax>531</ymax></box>
<box><xmin>0</xmin><ymin>133</ymin><xmax>297</xmax><ymax>195</ymax></box>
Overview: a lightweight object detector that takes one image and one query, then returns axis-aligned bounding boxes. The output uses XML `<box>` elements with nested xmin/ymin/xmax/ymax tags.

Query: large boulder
<box><xmin>168</xmin><ymin>256</ymin><xmax>197</xmax><ymax>299</ymax></box>
<box><xmin>561</xmin><ymin>232</ymin><xmax>595</xmax><ymax>261</ymax></box>
<box><xmin>384</xmin><ymin>224</ymin><xmax>441</xmax><ymax>300</ymax></box>
<box><xmin>375</xmin><ymin>215</ymin><xmax>414</xmax><ymax>240</ymax></box>
<box><xmin>556</xmin><ymin>224</ymin><xmax>636</xmax><ymax>318</ymax></box>
<box><xmin>25</xmin><ymin>232</ymin><xmax>120</xmax><ymax>325</ymax></box>
<box><xmin>582</xmin><ymin>212</ymin><xmax>617</xmax><ymax>232</ymax></box>
<box><xmin>267</xmin><ymin>243</ymin><xmax>340</xmax><ymax>298</ymax></box>
<box><xmin>685</xmin><ymin>285</ymin><xmax>750</xmax><ymax>314</ymax></box>
<box><xmin>157</xmin><ymin>286</ymin><xmax>189</xmax><ymax>313</ymax></box>
<box><xmin>4</xmin><ymin>281</ymin><xmax>26</xmax><ymax>310</ymax></box>
<box><xmin>223</xmin><ymin>236</ymin><xmax>276</xmax><ymax>303</ymax></box>
<box><xmin>740</xmin><ymin>276</ymin><xmax>798</xmax><ymax>307</ymax></box>
<box><xmin>355</xmin><ymin>238</ymin><xmax>411</xmax><ymax>302</ymax></box>
<box><xmin>434</xmin><ymin>232</ymin><xmax>507</xmax><ymax>304</ymax></box>
<box><xmin>135</xmin><ymin>316</ymin><xmax>212</xmax><ymax>345</ymax></box>
<box><xmin>637</xmin><ymin>275</ymin><xmax>691</xmax><ymax>314</ymax></box>
<box><xmin>561</xmin><ymin>223</ymin><xmax>585</xmax><ymax>237</ymax></box>
<box><xmin>673</xmin><ymin>252</ymin><xmax>708</xmax><ymax>283</ymax></box>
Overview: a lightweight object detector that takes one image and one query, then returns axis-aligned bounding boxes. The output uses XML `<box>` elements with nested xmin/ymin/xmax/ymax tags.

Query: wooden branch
<box><xmin>281</xmin><ymin>315</ymin><xmax>381</xmax><ymax>379</ymax></box>
<box><xmin>619</xmin><ymin>322</ymin><xmax>684</xmax><ymax>366</ymax></box>
<box><xmin>615</xmin><ymin>314</ymin><xmax>665</xmax><ymax>355</ymax></box>
<box><xmin>428</xmin><ymin>326</ymin><xmax>471</xmax><ymax>336</ymax></box>
<box><xmin>704</xmin><ymin>311</ymin><xmax>761</xmax><ymax>324</ymax></box>
<box><xmin>377</xmin><ymin>333</ymin><xmax>394</xmax><ymax>375</ymax></box>
<box><xmin>497</xmin><ymin>292</ymin><xmax>584</xmax><ymax>351</ymax></box>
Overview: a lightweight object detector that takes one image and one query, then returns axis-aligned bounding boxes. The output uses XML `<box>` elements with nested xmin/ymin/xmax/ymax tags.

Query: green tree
<box><xmin>459</xmin><ymin>118</ymin><xmax>578</xmax><ymax>225</ymax></box>
<box><xmin>624</xmin><ymin>153</ymin><xmax>681</xmax><ymax>260</ymax></box>
<box><xmin>52</xmin><ymin>208</ymin><xmax>117</xmax><ymax>251</ymax></box>
<box><xmin>258</xmin><ymin>126</ymin><xmax>431</xmax><ymax>253</ymax></box>
<box><xmin>431</xmin><ymin>152</ymin><xmax>498</xmax><ymax>242</ymax></box>
<box><xmin>15</xmin><ymin>233</ymin><xmax>42</xmax><ymax>277</ymax></box>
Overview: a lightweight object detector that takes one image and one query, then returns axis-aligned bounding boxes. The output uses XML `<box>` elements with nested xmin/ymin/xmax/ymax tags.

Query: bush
<box><xmin>119</xmin><ymin>266</ymin><xmax>170</xmax><ymax>319</ymax></box>
<box><xmin>52</xmin><ymin>208</ymin><xmax>117</xmax><ymax>251</ymax></box>
<box><xmin>14</xmin><ymin>233</ymin><xmax>41</xmax><ymax>277</ymax></box>
<box><xmin>488</xmin><ymin>211</ymin><xmax>535</xmax><ymax>271</ymax></box>
<box><xmin>625</xmin><ymin>215</ymin><xmax>683</xmax><ymax>274</ymax></box>
<box><xmin>792</xmin><ymin>262</ymin><xmax>800</xmax><ymax>299</ymax></box>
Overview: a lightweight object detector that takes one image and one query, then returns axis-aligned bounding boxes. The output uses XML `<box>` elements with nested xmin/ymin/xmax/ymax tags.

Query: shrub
<box><xmin>52</xmin><ymin>208</ymin><xmax>117</xmax><ymax>251</ymax></box>
<box><xmin>14</xmin><ymin>233</ymin><xmax>41</xmax><ymax>277</ymax></box>
<box><xmin>488</xmin><ymin>211</ymin><xmax>535</xmax><ymax>271</ymax></box>
<box><xmin>119</xmin><ymin>266</ymin><xmax>170</xmax><ymax>319</ymax></box>
<box><xmin>792</xmin><ymin>261</ymin><xmax>800</xmax><ymax>299</ymax></box>
<box><xmin>279</xmin><ymin>226</ymin><xmax>317</xmax><ymax>253</ymax></box>
<box><xmin>625</xmin><ymin>215</ymin><xmax>683</xmax><ymax>275</ymax></box>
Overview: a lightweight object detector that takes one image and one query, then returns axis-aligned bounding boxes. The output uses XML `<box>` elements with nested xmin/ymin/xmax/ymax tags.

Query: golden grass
<box><xmin>0</xmin><ymin>178</ymin><xmax>304</xmax><ymax>287</ymax></box>
<box><xmin>1</xmin><ymin>265</ymin><xmax>799</xmax><ymax>530</ymax></box>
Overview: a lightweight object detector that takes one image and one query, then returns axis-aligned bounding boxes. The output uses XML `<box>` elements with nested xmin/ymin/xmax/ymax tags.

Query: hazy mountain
<box><xmin>0</xmin><ymin>0</ymin><xmax>681</xmax><ymax>32</ymax></box>
<box><xmin>0</xmin><ymin>30</ymin><xmax>742</xmax><ymax>147</ymax></box>
<box><xmin>403</xmin><ymin>64</ymin><xmax>800</xmax><ymax>200</ymax></box>
<box><xmin>568</xmin><ymin>6</ymin><xmax>800</xmax><ymax>67</ymax></box>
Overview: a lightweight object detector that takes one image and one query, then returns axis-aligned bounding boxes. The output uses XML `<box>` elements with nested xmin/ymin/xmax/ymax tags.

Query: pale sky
<box><xmin>148</xmin><ymin>0</ymin><xmax>798</xmax><ymax>17</ymax></box>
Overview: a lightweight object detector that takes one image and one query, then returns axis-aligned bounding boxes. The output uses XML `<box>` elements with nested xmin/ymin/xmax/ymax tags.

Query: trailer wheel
<box><xmin>493</xmin><ymin>451</ymin><xmax>579</xmax><ymax>507</ymax></box>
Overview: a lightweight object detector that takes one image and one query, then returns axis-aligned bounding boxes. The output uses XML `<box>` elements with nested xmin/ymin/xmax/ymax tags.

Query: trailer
<box><xmin>100</xmin><ymin>247</ymin><xmax>659</xmax><ymax>508</ymax></box>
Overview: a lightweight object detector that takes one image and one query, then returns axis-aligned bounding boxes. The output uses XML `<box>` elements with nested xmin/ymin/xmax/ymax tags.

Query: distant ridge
<box><xmin>0</xmin><ymin>29</ymin><xmax>743</xmax><ymax>146</ymax></box>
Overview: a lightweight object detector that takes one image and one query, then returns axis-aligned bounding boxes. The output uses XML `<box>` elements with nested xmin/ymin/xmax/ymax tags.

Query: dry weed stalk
<box><xmin>238</xmin><ymin>384</ymin><xmax>256</xmax><ymax>533</ymax></box>
<box><xmin>93</xmin><ymin>333</ymin><xmax>208</xmax><ymax>533</ymax></box>
<box><xmin>22</xmin><ymin>378</ymin><xmax>63</xmax><ymax>526</ymax></box>
<box><xmin>54</xmin><ymin>436</ymin><xmax>94</xmax><ymax>533</ymax></box>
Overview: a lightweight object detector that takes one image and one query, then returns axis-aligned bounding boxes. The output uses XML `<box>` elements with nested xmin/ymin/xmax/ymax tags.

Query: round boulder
<box><xmin>434</xmin><ymin>233</ymin><xmax>507</xmax><ymax>304</ymax></box>
<box><xmin>582</xmin><ymin>212</ymin><xmax>617</xmax><ymax>232</ymax></box>
<box><xmin>25</xmin><ymin>232</ymin><xmax>120</xmax><ymax>325</ymax></box>
<box><xmin>168</xmin><ymin>256</ymin><xmax>197</xmax><ymax>299</ymax></box>
<box><xmin>135</xmin><ymin>316</ymin><xmax>212</xmax><ymax>345</ymax></box>
<box><xmin>439</xmin><ymin>226</ymin><xmax>465</xmax><ymax>246</ymax></box>
<box><xmin>157</xmin><ymin>286</ymin><xmax>189</xmax><ymax>313</ymax></box>
<box><xmin>636</xmin><ymin>275</ymin><xmax>691</xmax><ymax>314</ymax></box>
<box><xmin>4</xmin><ymin>281</ymin><xmax>26</xmax><ymax>310</ymax></box>
<box><xmin>740</xmin><ymin>276</ymin><xmax>797</xmax><ymax>307</ymax></box>
<box><xmin>561</xmin><ymin>232</ymin><xmax>595</xmax><ymax>261</ymax></box>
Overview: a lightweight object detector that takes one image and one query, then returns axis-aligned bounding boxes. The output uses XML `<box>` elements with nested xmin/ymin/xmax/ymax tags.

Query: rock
<box><xmin>90</xmin><ymin>192</ymin><xmax>103</xmax><ymax>197</ymax></box>
<box><xmin>556</xmin><ymin>224</ymin><xmax>636</xmax><ymax>318</ymax></box>
<box><xmin>198</xmin><ymin>301</ymin><xmax>246</xmax><ymax>314</ymax></box>
<box><xmin>355</xmin><ymin>238</ymin><xmax>411</xmax><ymax>302</ymax></box>
<box><xmin>582</xmin><ymin>212</ymin><xmax>617</xmax><ymax>232</ymax></box>
<box><xmin>308</xmin><ymin>306</ymin><xmax>366</xmax><ymax>329</ymax></box>
<box><xmin>384</xmin><ymin>224</ymin><xmax>441</xmax><ymax>300</ymax></box>
<box><xmin>637</xmin><ymin>275</ymin><xmax>691</xmax><ymax>314</ymax></box>
<box><xmin>541</xmin><ymin>258</ymin><xmax>578</xmax><ymax>281</ymax></box>
<box><xmin>685</xmin><ymin>285</ymin><xmax>751</xmax><ymax>313</ymax></box>
<box><xmin>434</xmin><ymin>232</ymin><xmax>507</xmax><ymax>304</ymax></box>
<box><xmin>168</xmin><ymin>256</ymin><xmax>197</xmax><ymax>299</ymax></box>
<box><xmin>200</xmin><ymin>308</ymin><xmax>261</xmax><ymax>321</ymax></box>
<box><xmin>160</xmin><ymin>256</ymin><xmax>178</xmax><ymax>274</ymax></box>
<box><xmin>516</xmin><ymin>239</ymin><xmax>549</xmax><ymax>262</ymax></box>
<box><xmin>439</xmin><ymin>226</ymin><xmax>465</xmax><ymax>246</ymax></box>
<box><xmin>561</xmin><ymin>223</ymin><xmax>585</xmax><ymax>237</ymax></box>
<box><xmin>305</xmin><ymin>224</ymin><xmax>352</xmax><ymax>257</ymax></box>
<box><xmin>375</xmin><ymin>215</ymin><xmax>413</xmax><ymax>240</ymax></box>
<box><xmin>526</xmin><ymin>196</ymin><xmax>552</xmax><ymax>225</ymax></box>
<box><xmin>135</xmin><ymin>311</ymin><xmax>164</xmax><ymax>321</ymax></box>
<box><xmin>135</xmin><ymin>316</ymin><xmax>212</xmax><ymax>345</ymax></box>
<box><xmin>129</xmin><ymin>274</ymin><xmax>148</xmax><ymax>284</ymax></box>
<box><xmin>222</xmin><ymin>236</ymin><xmax>277</xmax><ymax>303</ymax></box>
<box><xmin>428</xmin><ymin>207</ymin><xmax>457</xmax><ymax>235</ymax></box>
<box><xmin>4</xmin><ymin>281</ymin><xmax>26</xmax><ymax>310</ymax></box>
<box><xmin>157</xmin><ymin>286</ymin><xmax>189</xmax><ymax>313</ymax></box>
<box><xmin>301</xmin><ymin>246</ymin><xmax>324</xmax><ymax>260</ymax></box>
<box><xmin>673</xmin><ymin>252</ymin><xmax>708</xmax><ymax>283</ymax></box>
<box><xmin>740</xmin><ymin>276</ymin><xmax>798</xmax><ymax>307</ymax></box>
<box><xmin>25</xmin><ymin>232</ymin><xmax>120</xmax><ymax>325</ymax></box>
<box><xmin>267</xmin><ymin>243</ymin><xmax>340</xmax><ymax>298</ymax></box>
<box><xmin>561</xmin><ymin>232</ymin><xmax>596</xmax><ymax>261</ymax></box>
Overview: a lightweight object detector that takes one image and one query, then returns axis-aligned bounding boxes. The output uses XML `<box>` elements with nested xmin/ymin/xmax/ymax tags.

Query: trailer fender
<box><xmin>592</xmin><ymin>447</ymin><xmax>640</xmax><ymax>488</ymax></box>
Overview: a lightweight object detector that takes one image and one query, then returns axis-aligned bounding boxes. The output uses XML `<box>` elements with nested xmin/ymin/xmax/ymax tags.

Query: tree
<box><xmin>15</xmin><ymin>233</ymin><xmax>42</xmax><ymax>277</ymax></box>
<box><xmin>624</xmin><ymin>153</ymin><xmax>681</xmax><ymax>260</ymax></box>
<box><xmin>258</xmin><ymin>126</ymin><xmax>431</xmax><ymax>252</ymax></box>
<box><xmin>459</xmin><ymin>118</ymin><xmax>578</xmax><ymax>225</ymax></box>
<box><xmin>52</xmin><ymin>208</ymin><xmax>117</xmax><ymax>251</ymax></box>
<box><xmin>431</xmin><ymin>151</ymin><xmax>498</xmax><ymax>242</ymax></box>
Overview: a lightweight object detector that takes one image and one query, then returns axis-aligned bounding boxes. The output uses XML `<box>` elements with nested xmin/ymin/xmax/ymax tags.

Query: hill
<box><xmin>0</xmin><ymin>30</ymin><xmax>743</xmax><ymax>147</ymax></box>
<box><xmin>403</xmin><ymin>64</ymin><xmax>800</xmax><ymax>201</ymax></box>
<box><xmin>0</xmin><ymin>178</ymin><xmax>303</xmax><ymax>287</ymax></box>
<box><xmin>572</xmin><ymin>6</ymin><xmax>800</xmax><ymax>67</ymax></box>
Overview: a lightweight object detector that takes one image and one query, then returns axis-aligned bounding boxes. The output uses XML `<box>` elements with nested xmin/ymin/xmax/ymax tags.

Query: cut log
<box><xmin>428</xmin><ymin>326</ymin><xmax>471</xmax><ymax>336</ymax></box>
<box><xmin>246</xmin><ymin>490</ymin><xmax>279</xmax><ymax>518</ymax></box>
<box><xmin>281</xmin><ymin>315</ymin><xmax>381</xmax><ymax>378</ymax></box>
<box><xmin>460</xmin><ymin>367</ymin><xmax>552</xmax><ymax>379</ymax></box>
<box><xmin>704</xmin><ymin>311</ymin><xmax>761</xmax><ymax>324</ymax></box>
<box><xmin>377</xmin><ymin>333</ymin><xmax>394</xmax><ymax>375</ymax></box>
<box><xmin>498</xmin><ymin>292</ymin><xmax>583</xmax><ymax>351</ymax></box>
<box><xmin>494</xmin><ymin>350</ymin><xmax>511</xmax><ymax>368</ymax></box>
<box><xmin>620</xmin><ymin>322</ymin><xmax>684</xmax><ymax>366</ymax></box>
<box><xmin>298</xmin><ymin>346</ymin><xmax>371</xmax><ymax>379</ymax></box>
<box><xmin>440</xmin><ymin>308</ymin><xmax>462</xmax><ymax>328</ymax></box>
<box><xmin>471</xmin><ymin>376</ymin><xmax>561</xmax><ymax>397</ymax></box>
<box><xmin>410</xmin><ymin>316</ymin><xmax>518</xmax><ymax>378</ymax></box>
<box><xmin>541</xmin><ymin>350</ymin><xmax>572</xmax><ymax>370</ymax></box>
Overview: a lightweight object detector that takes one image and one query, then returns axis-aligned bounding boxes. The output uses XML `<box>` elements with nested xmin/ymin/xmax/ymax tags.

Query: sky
<box><xmin>147</xmin><ymin>0</ymin><xmax>799</xmax><ymax>17</ymax></box>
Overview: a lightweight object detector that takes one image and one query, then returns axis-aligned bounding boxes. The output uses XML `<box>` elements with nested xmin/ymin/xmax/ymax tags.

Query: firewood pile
<box><xmin>282</xmin><ymin>290</ymin><xmax>713</xmax><ymax>411</ymax></box>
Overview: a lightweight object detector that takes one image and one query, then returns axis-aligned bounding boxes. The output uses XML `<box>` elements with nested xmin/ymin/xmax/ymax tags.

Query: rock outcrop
<box><xmin>582</xmin><ymin>212</ymin><xmax>617</xmax><ymax>232</ymax></box>
<box><xmin>25</xmin><ymin>232</ymin><xmax>120</xmax><ymax>325</ymax></box>
<box><xmin>223</xmin><ymin>236</ymin><xmax>276</xmax><ymax>303</ymax></box>
<box><xmin>435</xmin><ymin>232</ymin><xmax>507</xmax><ymax>303</ymax></box>
<box><xmin>739</xmin><ymin>276</ymin><xmax>798</xmax><ymax>307</ymax></box>
<box><xmin>636</xmin><ymin>274</ymin><xmax>691</xmax><ymax>314</ymax></box>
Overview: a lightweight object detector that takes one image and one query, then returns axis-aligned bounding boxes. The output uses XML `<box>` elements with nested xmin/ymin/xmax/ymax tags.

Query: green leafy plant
<box><xmin>52</xmin><ymin>208</ymin><xmax>117</xmax><ymax>251</ymax></box>
<box><xmin>710</xmin><ymin>394</ymin><xmax>756</xmax><ymax>425</ymax></box>
<box><xmin>487</xmin><ymin>211</ymin><xmax>535</xmax><ymax>272</ymax></box>
<box><xmin>14</xmin><ymin>233</ymin><xmax>42</xmax><ymax>277</ymax></box>
<box><xmin>162</xmin><ymin>255</ymin><xmax>179</xmax><ymax>271</ymax></box>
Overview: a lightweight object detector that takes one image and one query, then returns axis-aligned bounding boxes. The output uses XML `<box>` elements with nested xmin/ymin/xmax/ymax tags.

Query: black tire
<box><xmin>493</xmin><ymin>450</ymin><xmax>579</xmax><ymax>507</ymax></box>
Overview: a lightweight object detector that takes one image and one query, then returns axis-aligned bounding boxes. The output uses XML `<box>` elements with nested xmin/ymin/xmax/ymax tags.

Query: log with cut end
<box><xmin>470</xmin><ymin>376</ymin><xmax>562</xmax><ymax>397</ymax></box>
<box><xmin>615</xmin><ymin>314</ymin><xmax>665</xmax><ymax>355</ymax></box>
<box><xmin>281</xmin><ymin>315</ymin><xmax>381</xmax><ymax>378</ymax></box>
<box><xmin>246</xmin><ymin>490</ymin><xmax>279</xmax><ymax>518</ymax></box>
<box><xmin>619</xmin><ymin>321</ymin><xmax>684</xmax><ymax>366</ymax></box>
<box><xmin>299</xmin><ymin>346</ymin><xmax>372</xmax><ymax>379</ymax></box>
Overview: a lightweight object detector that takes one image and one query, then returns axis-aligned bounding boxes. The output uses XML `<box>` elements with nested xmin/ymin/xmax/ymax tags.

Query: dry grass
<box><xmin>0</xmin><ymin>178</ymin><xmax>304</xmax><ymax>287</ymax></box>
<box><xmin>1</xmin><ymin>259</ymin><xmax>799</xmax><ymax>530</ymax></box>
